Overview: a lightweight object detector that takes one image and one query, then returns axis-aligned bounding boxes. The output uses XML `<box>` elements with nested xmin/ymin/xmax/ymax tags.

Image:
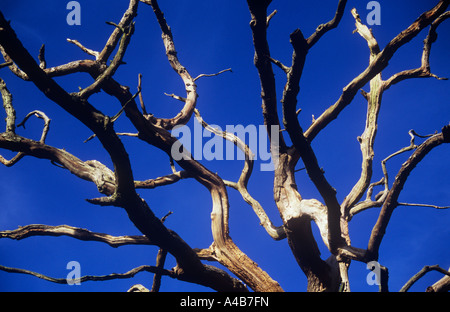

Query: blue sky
<box><xmin>0</xmin><ymin>0</ymin><xmax>449</xmax><ymax>292</ymax></box>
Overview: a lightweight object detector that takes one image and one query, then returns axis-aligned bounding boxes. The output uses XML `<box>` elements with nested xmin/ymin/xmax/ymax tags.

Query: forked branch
<box><xmin>194</xmin><ymin>108</ymin><xmax>285</xmax><ymax>240</ymax></box>
<box><xmin>367</xmin><ymin>125</ymin><xmax>450</xmax><ymax>259</ymax></box>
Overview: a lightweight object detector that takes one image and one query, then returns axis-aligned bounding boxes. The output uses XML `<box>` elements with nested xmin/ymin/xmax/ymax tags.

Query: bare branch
<box><xmin>400</xmin><ymin>265</ymin><xmax>450</xmax><ymax>292</ymax></box>
<box><xmin>0</xmin><ymin>77</ymin><xmax>15</xmax><ymax>134</ymax></box>
<box><xmin>134</xmin><ymin>170</ymin><xmax>191</xmax><ymax>189</ymax></box>
<box><xmin>368</xmin><ymin>125</ymin><xmax>450</xmax><ymax>259</ymax></box>
<box><xmin>0</xmin><ymin>224</ymin><xmax>154</xmax><ymax>248</ymax></box>
<box><xmin>0</xmin><ymin>46</ymin><xmax>29</xmax><ymax>80</ymax></box>
<box><xmin>381</xmin><ymin>130</ymin><xmax>424</xmax><ymax>192</ymax></box>
<box><xmin>383</xmin><ymin>11</ymin><xmax>450</xmax><ymax>90</ymax></box>
<box><xmin>427</xmin><ymin>269</ymin><xmax>450</xmax><ymax>292</ymax></box>
<box><xmin>247</xmin><ymin>0</ymin><xmax>287</xmax><ymax>150</ymax></box>
<box><xmin>281</xmin><ymin>27</ymin><xmax>345</xmax><ymax>252</ymax></box>
<box><xmin>194</xmin><ymin>108</ymin><xmax>285</xmax><ymax>240</ymax></box>
<box><xmin>17</xmin><ymin>110</ymin><xmax>51</xmax><ymax>143</ymax></box>
<box><xmin>193</xmin><ymin>68</ymin><xmax>232</xmax><ymax>82</ymax></box>
<box><xmin>137</xmin><ymin>73</ymin><xmax>148</xmax><ymax>115</ymax></box>
<box><xmin>267</xmin><ymin>56</ymin><xmax>290</xmax><ymax>73</ymax></box>
<box><xmin>0</xmin><ymin>3</ymin><xmax>253</xmax><ymax>293</ymax></box>
<box><xmin>397</xmin><ymin>202</ymin><xmax>450</xmax><ymax>209</ymax></box>
<box><xmin>144</xmin><ymin>0</ymin><xmax>198</xmax><ymax>130</ymax></box>
<box><xmin>38</xmin><ymin>44</ymin><xmax>46</xmax><ymax>69</ymax></box>
<box><xmin>78</xmin><ymin>23</ymin><xmax>135</xmax><ymax>99</ymax></box>
<box><xmin>306</xmin><ymin>0</ymin><xmax>348</xmax><ymax>49</ymax></box>
<box><xmin>66</xmin><ymin>38</ymin><xmax>100</xmax><ymax>59</ymax></box>
<box><xmin>151</xmin><ymin>249</ymin><xmax>168</xmax><ymax>292</ymax></box>
<box><xmin>98</xmin><ymin>0</ymin><xmax>139</xmax><ymax>63</ymax></box>
<box><xmin>305</xmin><ymin>0</ymin><xmax>450</xmax><ymax>142</ymax></box>
<box><xmin>164</xmin><ymin>92</ymin><xmax>186</xmax><ymax>102</ymax></box>
<box><xmin>110</xmin><ymin>88</ymin><xmax>140</xmax><ymax>123</ymax></box>
<box><xmin>0</xmin><ymin>263</ymin><xmax>171</xmax><ymax>285</ymax></box>
<box><xmin>266</xmin><ymin>10</ymin><xmax>277</xmax><ymax>27</ymax></box>
<box><xmin>0</xmin><ymin>151</ymin><xmax>25</xmax><ymax>167</ymax></box>
<box><xmin>342</xmin><ymin>9</ymin><xmax>382</xmax><ymax>213</ymax></box>
<box><xmin>0</xmin><ymin>60</ymin><xmax>13</xmax><ymax>69</ymax></box>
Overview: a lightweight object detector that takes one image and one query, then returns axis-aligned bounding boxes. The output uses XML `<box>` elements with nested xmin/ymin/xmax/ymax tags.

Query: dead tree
<box><xmin>0</xmin><ymin>0</ymin><xmax>449</xmax><ymax>292</ymax></box>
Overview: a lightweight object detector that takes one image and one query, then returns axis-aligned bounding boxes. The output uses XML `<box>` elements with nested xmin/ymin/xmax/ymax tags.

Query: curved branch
<box><xmin>143</xmin><ymin>0</ymin><xmax>198</xmax><ymax>130</ymax></box>
<box><xmin>0</xmin><ymin>224</ymin><xmax>154</xmax><ymax>248</ymax></box>
<box><xmin>306</xmin><ymin>0</ymin><xmax>348</xmax><ymax>49</ymax></box>
<box><xmin>383</xmin><ymin>11</ymin><xmax>450</xmax><ymax>90</ymax></box>
<box><xmin>305</xmin><ymin>0</ymin><xmax>450</xmax><ymax>141</ymax></box>
<box><xmin>0</xmin><ymin>133</ymin><xmax>117</xmax><ymax>194</ymax></box>
<box><xmin>0</xmin><ymin>263</ymin><xmax>172</xmax><ymax>285</ymax></box>
<box><xmin>194</xmin><ymin>108</ymin><xmax>285</xmax><ymax>240</ymax></box>
<box><xmin>17</xmin><ymin>110</ymin><xmax>51</xmax><ymax>143</ymax></box>
<box><xmin>400</xmin><ymin>265</ymin><xmax>450</xmax><ymax>292</ymax></box>
<box><xmin>342</xmin><ymin>9</ymin><xmax>382</xmax><ymax>213</ymax></box>
<box><xmin>367</xmin><ymin>125</ymin><xmax>450</xmax><ymax>259</ymax></box>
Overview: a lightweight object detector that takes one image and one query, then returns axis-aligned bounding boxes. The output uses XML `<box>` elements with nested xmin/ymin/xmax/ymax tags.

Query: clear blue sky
<box><xmin>0</xmin><ymin>0</ymin><xmax>448</xmax><ymax>292</ymax></box>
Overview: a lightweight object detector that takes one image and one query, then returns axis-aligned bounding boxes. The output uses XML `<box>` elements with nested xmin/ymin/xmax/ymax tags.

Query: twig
<box><xmin>84</xmin><ymin>132</ymin><xmax>138</xmax><ymax>143</ymax></box>
<box><xmin>381</xmin><ymin>130</ymin><xmax>426</xmax><ymax>191</ymax></box>
<box><xmin>110</xmin><ymin>89</ymin><xmax>140</xmax><ymax>123</ymax></box>
<box><xmin>0</xmin><ymin>60</ymin><xmax>12</xmax><ymax>69</ymax></box>
<box><xmin>38</xmin><ymin>44</ymin><xmax>46</xmax><ymax>69</ymax></box>
<box><xmin>397</xmin><ymin>202</ymin><xmax>450</xmax><ymax>209</ymax></box>
<box><xmin>17</xmin><ymin>110</ymin><xmax>51</xmax><ymax>143</ymax></box>
<box><xmin>0</xmin><ymin>152</ymin><xmax>25</xmax><ymax>167</ymax></box>
<box><xmin>66</xmin><ymin>38</ymin><xmax>100</xmax><ymax>59</ymax></box>
<box><xmin>193</xmin><ymin>68</ymin><xmax>232</xmax><ymax>82</ymax></box>
<box><xmin>137</xmin><ymin>73</ymin><xmax>148</xmax><ymax>115</ymax></box>
<box><xmin>164</xmin><ymin>92</ymin><xmax>186</xmax><ymax>102</ymax></box>
<box><xmin>267</xmin><ymin>56</ymin><xmax>290</xmax><ymax>73</ymax></box>
<box><xmin>266</xmin><ymin>10</ymin><xmax>277</xmax><ymax>27</ymax></box>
